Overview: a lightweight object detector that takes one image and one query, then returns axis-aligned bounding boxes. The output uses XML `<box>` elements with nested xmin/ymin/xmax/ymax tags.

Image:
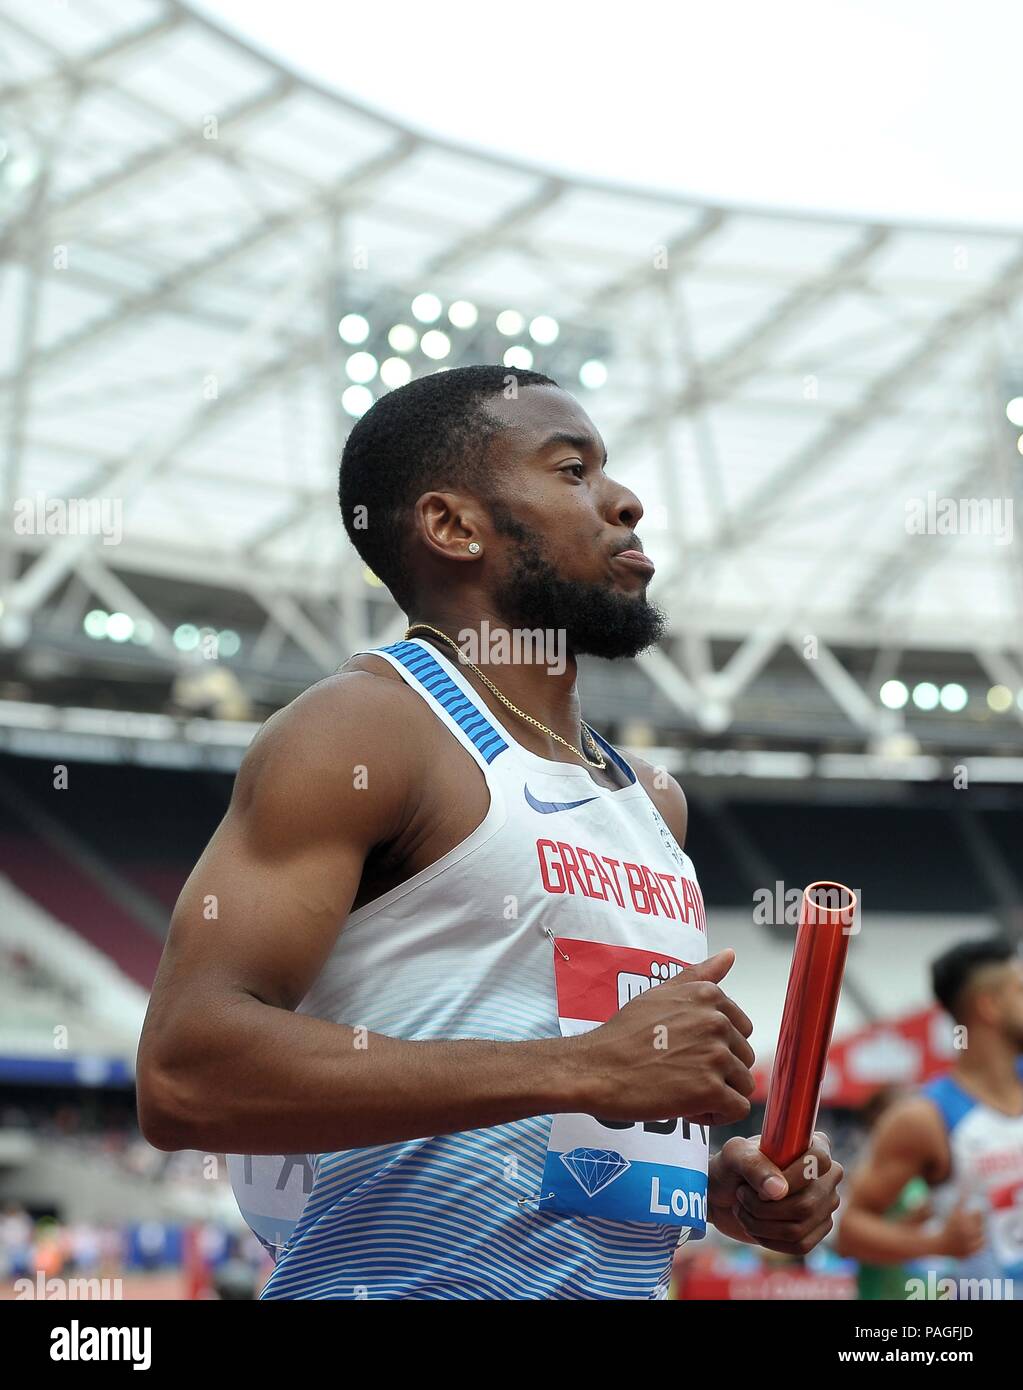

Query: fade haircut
<box><xmin>338</xmin><ymin>364</ymin><xmax>556</xmax><ymax>610</ymax></box>
<box><xmin>931</xmin><ymin>936</ymin><xmax>1017</xmax><ymax>1021</ymax></box>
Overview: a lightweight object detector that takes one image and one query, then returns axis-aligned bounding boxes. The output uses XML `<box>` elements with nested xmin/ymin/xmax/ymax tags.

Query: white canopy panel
<box><xmin>2</xmin><ymin>0</ymin><xmax>1022</xmax><ymax>734</ymax></box>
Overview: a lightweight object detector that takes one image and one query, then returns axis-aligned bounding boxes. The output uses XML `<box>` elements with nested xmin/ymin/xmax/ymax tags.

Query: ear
<box><xmin>413</xmin><ymin>491</ymin><xmax>488</xmax><ymax>562</ymax></box>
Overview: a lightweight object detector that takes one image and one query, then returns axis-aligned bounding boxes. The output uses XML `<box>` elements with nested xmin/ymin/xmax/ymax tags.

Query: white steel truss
<box><xmin>2</xmin><ymin>0</ymin><xmax>1022</xmax><ymax>738</ymax></box>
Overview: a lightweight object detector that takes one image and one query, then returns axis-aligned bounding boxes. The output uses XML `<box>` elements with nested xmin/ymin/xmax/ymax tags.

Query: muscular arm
<box><xmin>835</xmin><ymin>1098</ymin><xmax>947</xmax><ymax>1263</ymax></box>
<box><xmin>138</xmin><ymin>707</ymin><xmax>756</xmax><ymax>1154</ymax></box>
<box><xmin>136</xmin><ymin>673</ymin><xmax>589</xmax><ymax>1154</ymax></box>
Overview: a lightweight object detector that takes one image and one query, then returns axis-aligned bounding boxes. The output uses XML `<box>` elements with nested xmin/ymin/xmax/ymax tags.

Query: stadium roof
<box><xmin>2</xmin><ymin>0</ymin><xmax>1023</xmax><ymax>737</ymax></box>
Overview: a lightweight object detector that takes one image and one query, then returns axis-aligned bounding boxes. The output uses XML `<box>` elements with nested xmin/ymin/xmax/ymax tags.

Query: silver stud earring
<box><xmin>468</xmin><ymin>542</ymin><xmax>481</xmax><ymax>555</ymax></box>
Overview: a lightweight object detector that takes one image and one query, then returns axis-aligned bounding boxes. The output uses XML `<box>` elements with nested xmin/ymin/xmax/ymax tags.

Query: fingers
<box><xmin>732</xmin><ymin>1167</ymin><xmax>842</xmax><ymax>1253</ymax></box>
<box><xmin>690</xmin><ymin>1042</ymin><xmax>754</xmax><ymax>1124</ymax></box>
<box><xmin>679</xmin><ymin>949</ymin><xmax>735</xmax><ymax>985</ymax></box>
<box><xmin>714</xmin><ymin>993</ymin><xmax>754</xmax><ymax>1041</ymax></box>
<box><xmin>736</xmin><ymin>1213</ymin><xmax>838</xmax><ymax>1258</ymax></box>
<box><xmin>672</xmin><ymin>976</ymin><xmax>754</xmax><ymax>1060</ymax></box>
<box><xmin>721</xmin><ymin>1052</ymin><xmax>757</xmax><ymax>1099</ymax></box>
<box><xmin>736</xmin><ymin>1160</ymin><xmax>844</xmax><ymax>1224</ymax></box>
<box><xmin>778</xmin><ymin>1132</ymin><xmax>834</xmax><ymax>1193</ymax></box>
<box><xmin>956</xmin><ymin>1212</ymin><xmax>985</xmax><ymax>1252</ymax></box>
<box><xmin>720</xmin><ymin>1135</ymin><xmax>789</xmax><ymax>1200</ymax></box>
<box><xmin>677</xmin><ymin>977</ymin><xmax>753</xmax><ymax>1041</ymax></box>
<box><xmin>690</xmin><ymin>1081</ymin><xmax>752</xmax><ymax>1126</ymax></box>
<box><xmin>721</xmin><ymin>1021</ymin><xmax>755</xmax><ymax>1071</ymax></box>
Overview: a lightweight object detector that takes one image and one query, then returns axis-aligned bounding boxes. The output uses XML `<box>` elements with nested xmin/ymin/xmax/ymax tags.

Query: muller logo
<box><xmin>617</xmin><ymin>958</ymin><xmax>683</xmax><ymax>1007</ymax></box>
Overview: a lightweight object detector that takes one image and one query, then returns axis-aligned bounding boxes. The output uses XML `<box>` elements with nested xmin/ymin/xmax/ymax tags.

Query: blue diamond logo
<box><xmin>559</xmin><ymin>1147</ymin><xmax>631</xmax><ymax>1197</ymax></box>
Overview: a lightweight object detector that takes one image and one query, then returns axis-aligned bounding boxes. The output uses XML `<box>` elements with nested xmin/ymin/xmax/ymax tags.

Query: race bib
<box><xmin>540</xmin><ymin>938</ymin><xmax>709</xmax><ymax>1229</ymax></box>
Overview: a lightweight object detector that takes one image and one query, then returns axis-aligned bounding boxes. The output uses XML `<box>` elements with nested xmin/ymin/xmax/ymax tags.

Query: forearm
<box><xmin>138</xmin><ymin>993</ymin><xmax>592</xmax><ymax>1153</ymax></box>
<box><xmin>836</xmin><ymin>1207</ymin><xmax>942</xmax><ymax>1264</ymax></box>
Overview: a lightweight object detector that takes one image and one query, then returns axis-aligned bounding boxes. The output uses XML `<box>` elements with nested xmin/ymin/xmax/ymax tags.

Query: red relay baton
<box><xmin>760</xmin><ymin>881</ymin><xmax>857</xmax><ymax>1170</ymax></box>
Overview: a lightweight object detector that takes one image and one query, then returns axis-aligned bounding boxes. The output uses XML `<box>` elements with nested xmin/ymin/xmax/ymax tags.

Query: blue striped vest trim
<box><xmin>922</xmin><ymin>1074</ymin><xmax>976</xmax><ymax>1134</ymax></box>
<box><xmin>378</xmin><ymin>641</ymin><xmax>509</xmax><ymax>764</ymax></box>
<box><xmin>585</xmin><ymin>724</ymin><xmax>636</xmax><ymax>784</ymax></box>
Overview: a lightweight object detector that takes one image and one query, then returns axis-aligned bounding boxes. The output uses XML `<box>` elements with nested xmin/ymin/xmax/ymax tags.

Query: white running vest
<box><xmin>921</xmin><ymin>1064</ymin><xmax>1023</xmax><ymax>1296</ymax></box>
<box><xmin>228</xmin><ymin>637</ymin><xmax>710</xmax><ymax>1299</ymax></box>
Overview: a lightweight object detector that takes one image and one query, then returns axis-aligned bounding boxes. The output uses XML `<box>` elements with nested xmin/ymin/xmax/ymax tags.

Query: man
<box><xmin>137</xmin><ymin>364</ymin><xmax>841</xmax><ymax>1299</ymax></box>
<box><xmin>837</xmin><ymin>937</ymin><xmax>1023</xmax><ymax>1298</ymax></box>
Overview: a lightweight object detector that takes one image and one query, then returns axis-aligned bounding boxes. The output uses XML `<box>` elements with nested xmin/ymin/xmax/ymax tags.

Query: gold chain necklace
<box><xmin>404</xmin><ymin>622</ymin><xmax>607</xmax><ymax>771</ymax></box>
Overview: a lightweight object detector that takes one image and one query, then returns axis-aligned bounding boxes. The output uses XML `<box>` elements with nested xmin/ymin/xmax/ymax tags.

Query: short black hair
<box><xmin>338</xmin><ymin>364</ymin><xmax>557</xmax><ymax>610</ymax></box>
<box><xmin>931</xmin><ymin>936</ymin><xmax>1017</xmax><ymax>1020</ymax></box>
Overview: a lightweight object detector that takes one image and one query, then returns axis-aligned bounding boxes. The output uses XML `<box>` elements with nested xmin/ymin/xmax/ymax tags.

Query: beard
<box><xmin>489</xmin><ymin>502</ymin><xmax>666</xmax><ymax>660</ymax></box>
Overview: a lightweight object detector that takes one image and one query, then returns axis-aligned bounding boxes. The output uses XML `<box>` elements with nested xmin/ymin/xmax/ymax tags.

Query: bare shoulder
<box><xmin>233</xmin><ymin>667</ymin><xmax>432</xmax><ymax>851</ymax></box>
<box><xmin>629</xmin><ymin>752</ymin><xmax>688</xmax><ymax>849</ymax></box>
<box><xmin>244</xmin><ymin>665</ymin><xmax>420</xmax><ymax>776</ymax></box>
<box><xmin>872</xmin><ymin>1094</ymin><xmax>949</xmax><ymax>1172</ymax></box>
<box><xmin>339</xmin><ymin>651</ymin><xmax>407</xmax><ymax>681</ymax></box>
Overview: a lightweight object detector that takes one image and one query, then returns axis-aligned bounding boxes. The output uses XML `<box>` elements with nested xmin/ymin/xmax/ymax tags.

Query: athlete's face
<box><xmin>993</xmin><ymin>959</ymin><xmax>1023</xmax><ymax>1048</ymax></box>
<box><xmin>970</xmin><ymin>959</ymin><xmax>1023</xmax><ymax>1046</ymax></box>
<box><xmin>481</xmin><ymin>386</ymin><xmax>665</xmax><ymax>658</ymax></box>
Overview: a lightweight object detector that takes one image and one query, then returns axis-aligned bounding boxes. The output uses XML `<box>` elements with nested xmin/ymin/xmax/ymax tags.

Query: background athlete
<box><xmin>138</xmin><ymin>365</ymin><xmax>841</xmax><ymax>1299</ymax></box>
<box><xmin>837</xmin><ymin>937</ymin><xmax>1023</xmax><ymax>1297</ymax></box>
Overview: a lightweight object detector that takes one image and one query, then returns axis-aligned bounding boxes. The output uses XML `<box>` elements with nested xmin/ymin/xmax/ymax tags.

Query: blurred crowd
<box><xmin>1</xmin><ymin>1203</ymin><xmax>268</xmax><ymax>1299</ymax></box>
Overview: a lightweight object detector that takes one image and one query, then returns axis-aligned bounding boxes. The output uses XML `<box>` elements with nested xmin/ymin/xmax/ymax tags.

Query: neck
<box><xmin>406</xmin><ymin>603</ymin><xmax>589</xmax><ymax>757</ymax></box>
<box><xmin>955</xmin><ymin>1028</ymin><xmax>1023</xmax><ymax>1109</ymax></box>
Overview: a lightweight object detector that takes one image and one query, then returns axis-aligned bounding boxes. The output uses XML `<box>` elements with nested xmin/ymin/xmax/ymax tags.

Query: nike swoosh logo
<box><xmin>523</xmin><ymin>783</ymin><xmax>599</xmax><ymax>814</ymax></box>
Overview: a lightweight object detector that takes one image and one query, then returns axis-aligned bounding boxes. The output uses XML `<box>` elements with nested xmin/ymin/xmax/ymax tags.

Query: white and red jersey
<box><xmin>228</xmin><ymin>636</ymin><xmax>709</xmax><ymax>1300</ymax></box>
<box><xmin>922</xmin><ymin>1062</ymin><xmax>1023</xmax><ymax>1294</ymax></box>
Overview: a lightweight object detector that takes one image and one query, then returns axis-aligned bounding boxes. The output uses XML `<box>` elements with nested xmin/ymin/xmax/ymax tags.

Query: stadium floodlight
<box><xmin>411</xmin><ymin>293</ymin><xmax>442</xmax><ymax>323</ymax></box>
<box><xmin>1017</xmin><ymin>435</ymin><xmax>1023</xmax><ymax>456</ymax></box>
<box><xmin>879</xmin><ymin>679</ymin><xmax>908</xmax><ymax>709</ymax></box>
<box><xmin>420</xmin><ymin>330</ymin><xmax>451</xmax><ymax>360</ymax></box>
<box><xmin>496</xmin><ymin>309</ymin><xmax>524</xmax><ymax>336</ymax></box>
<box><xmin>4</xmin><ymin>151</ymin><xmax>39</xmax><ymax>191</ymax></box>
<box><xmin>380</xmin><ymin>357</ymin><xmax>412</xmax><ymax>388</ymax></box>
<box><xmin>174</xmin><ymin>623</ymin><xmax>200</xmax><ymax>652</ymax></box>
<box><xmin>911</xmin><ymin>681</ymin><xmax>939</xmax><ymax>710</ymax></box>
<box><xmin>345</xmin><ymin>351</ymin><xmax>378</xmax><ymax>383</ymax></box>
<box><xmin>579</xmin><ymin>359</ymin><xmax>608</xmax><ymax>389</ymax></box>
<box><xmin>342</xmin><ymin>385</ymin><xmax>374</xmax><ymax>417</ymax></box>
<box><xmin>387</xmin><ymin>323</ymin><xmax>418</xmax><ymax>353</ymax></box>
<box><xmin>1005</xmin><ymin>396</ymin><xmax>1023</xmax><ymax>426</ymax></box>
<box><xmin>503</xmin><ymin>345</ymin><xmax>533</xmax><ymax>370</ymax></box>
<box><xmin>218</xmin><ymin>630</ymin><xmax>241</xmax><ymax>657</ymax></box>
<box><xmin>83</xmin><ymin>610</ymin><xmax>108</xmax><ymax>639</ymax></box>
<box><xmin>529</xmin><ymin>315</ymin><xmax>559</xmax><ymax>345</ymax></box>
<box><xmin>448</xmin><ymin>300</ymin><xmax>478</xmax><ymax>329</ymax></box>
<box><xmin>987</xmin><ymin>684</ymin><xmax>1013</xmax><ymax>712</ymax></box>
<box><xmin>106</xmin><ymin>612</ymin><xmax>134</xmax><ymax>643</ymax></box>
<box><xmin>939</xmin><ymin>682</ymin><xmax>968</xmax><ymax>711</ymax></box>
<box><xmin>338</xmin><ymin>313</ymin><xmax>370</xmax><ymax>344</ymax></box>
<box><xmin>131</xmin><ymin>620</ymin><xmax>154</xmax><ymax>646</ymax></box>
